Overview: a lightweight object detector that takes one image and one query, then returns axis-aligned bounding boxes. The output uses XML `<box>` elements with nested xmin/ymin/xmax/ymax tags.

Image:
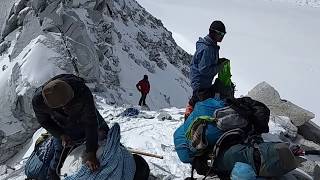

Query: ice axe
<box><xmin>128</xmin><ymin>148</ymin><xmax>164</xmax><ymax>159</ymax></box>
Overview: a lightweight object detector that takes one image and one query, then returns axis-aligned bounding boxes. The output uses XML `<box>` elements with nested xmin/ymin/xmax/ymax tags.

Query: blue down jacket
<box><xmin>189</xmin><ymin>36</ymin><xmax>220</xmax><ymax>91</ymax></box>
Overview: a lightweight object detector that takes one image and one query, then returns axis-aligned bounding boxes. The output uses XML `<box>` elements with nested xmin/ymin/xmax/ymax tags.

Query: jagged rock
<box><xmin>0</xmin><ymin>131</ymin><xmax>36</xmax><ymax>164</ymax></box>
<box><xmin>0</xmin><ymin>0</ymin><xmax>17</xmax><ymax>37</ymax></box>
<box><xmin>40</xmin><ymin>1</ymin><xmax>100</xmax><ymax>81</ymax></box>
<box><xmin>272</xmin><ymin>115</ymin><xmax>297</xmax><ymax>138</ymax></box>
<box><xmin>141</xmin><ymin>60</ymin><xmax>155</xmax><ymax>73</ymax></box>
<box><xmin>0</xmin><ymin>165</ymin><xmax>7</xmax><ymax>176</ymax></box>
<box><xmin>94</xmin><ymin>0</ymin><xmax>112</xmax><ymax>11</ymax></box>
<box><xmin>247</xmin><ymin>82</ymin><xmax>315</xmax><ymax>126</ymax></box>
<box><xmin>39</xmin><ymin>1</ymin><xmax>63</xmax><ymax>28</ymax></box>
<box><xmin>298</xmin><ymin>121</ymin><xmax>320</xmax><ymax>144</ymax></box>
<box><xmin>0</xmin><ymin>130</ymin><xmax>4</xmax><ymax>144</ymax></box>
<box><xmin>157</xmin><ymin>112</ymin><xmax>172</xmax><ymax>121</ymax></box>
<box><xmin>314</xmin><ymin>165</ymin><xmax>320</xmax><ymax>180</ymax></box>
<box><xmin>17</xmin><ymin>7</ymin><xmax>32</xmax><ymax>26</ymax></box>
<box><xmin>96</xmin><ymin>21</ymin><xmax>114</xmax><ymax>45</ymax></box>
<box><xmin>2</xmin><ymin>65</ymin><xmax>8</xmax><ymax>71</ymax></box>
<box><xmin>149</xmin><ymin>49</ymin><xmax>167</xmax><ymax>70</ymax></box>
<box><xmin>137</xmin><ymin>31</ymin><xmax>149</xmax><ymax>49</ymax></box>
<box><xmin>13</xmin><ymin>0</ymin><xmax>27</xmax><ymax>15</ymax></box>
<box><xmin>11</xmin><ymin>11</ymin><xmax>42</xmax><ymax>59</ymax></box>
<box><xmin>31</xmin><ymin>0</ymin><xmax>47</xmax><ymax>14</ymax></box>
<box><xmin>0</xmin><ymin>41</ymin><xmax>11</xmax><ymax>54</ymax></box>
<box><xmin>1</xmin><ymin>14</ymin><xmax>18</xmax><ymax>39</ymax></box>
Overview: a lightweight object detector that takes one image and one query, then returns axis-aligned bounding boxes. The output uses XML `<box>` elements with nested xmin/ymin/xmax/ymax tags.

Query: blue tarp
<box><xmin>65</xmin><ymin>123</ymin><xmax>136</xmax><ymax>180</ymax></box>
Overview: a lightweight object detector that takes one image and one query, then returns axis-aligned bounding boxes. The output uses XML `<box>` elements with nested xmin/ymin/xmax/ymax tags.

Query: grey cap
<box><xmin>42</xmin><ymin>79</ymin><xmax>74</xmax><ymax>108</ymax></box>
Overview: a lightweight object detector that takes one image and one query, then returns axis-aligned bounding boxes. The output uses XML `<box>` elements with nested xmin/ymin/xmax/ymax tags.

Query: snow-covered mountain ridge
<box><xmin>0</xmin><ymin>0</ymin><xmax>192</xmax><ymax>164</ymax></box>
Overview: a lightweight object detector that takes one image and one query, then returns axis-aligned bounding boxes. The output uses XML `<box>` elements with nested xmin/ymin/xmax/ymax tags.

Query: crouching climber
<box><xmin>30</xmin><ymin>74</ymin><xmax>109</xmax><ymax>180</ymax></box>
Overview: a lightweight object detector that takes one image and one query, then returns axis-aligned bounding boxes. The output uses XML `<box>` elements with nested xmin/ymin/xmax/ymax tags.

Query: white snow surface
<box><xmin>136</xmin><ymin>0</ymin><xmax>320</xmax><ymax>122</ymax></box>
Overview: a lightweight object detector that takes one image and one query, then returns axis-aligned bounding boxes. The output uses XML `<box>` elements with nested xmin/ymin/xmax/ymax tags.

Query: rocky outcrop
<box><xmin>248</xmin><ymin>82</ymin><xmax>320</xmax><ymax>178</ymax></box>
<box><xmin>247</xmin><ymin>82</ymin><xmax>315</xmax><ymax>126</ymax></box>
<box><xmin>1</xmin><ymin>13</ymin><xmax>18</xmax><ymax>39</ymax></box>
<box><xmin>17</xmin><ymin>7</ymin><xmax>32</xmax><ymax>26</ymax></box>
<box><xmin>0</xmin><ymin>0</ymin><xmax>17</xmax><ymax>37</ymax></box>
<box><xmin>271</xmin><ymin>115</ymin><xmax>297</xmax><ymax>138</ymax></box>
<box><xmin>298</xmin><ymin>121</ymin><xmax>320</xmax><ymax>144</ymax></box>
<box><xmin>40</xmin><ymin>1</ymin><xmax>101</xmax><ymax>81</ymax></box>
<box><xmin>0</xmin><ymin>41</ymin><xmax>11</xmax><ymax>55</ymax></box>
<box><xmin>1</xmin><ymin>0</ymin><xmax>29</xmax><ymax>39</ymax></box>
<box><xmin>11</xmin><ymin>11</ymin><xmax>42</xmax><ymax>59</ymax></box>
<box><xmin>157</xmin><ymin>112</ymin><xmax>172</xmax><ymax>121</ymax></box>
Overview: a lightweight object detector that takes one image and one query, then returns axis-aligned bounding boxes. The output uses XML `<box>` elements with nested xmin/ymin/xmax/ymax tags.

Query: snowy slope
<box><xmin>136</xmin><ymin>0</ymin><xmax>320</xmax><ymax>122</ymax></box>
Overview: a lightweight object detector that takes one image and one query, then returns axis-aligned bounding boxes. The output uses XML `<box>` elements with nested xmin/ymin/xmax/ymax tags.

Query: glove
<box><xmin>184</xmin><ymin>103</ymin><xmax>194</xmax><ymax>121</ymax></box>
<box><xmin>60</xmin><ymin>135</ymin><xmax>72</xmax><ymax>147</ymax></box>
<box><xmin>218</xmin><ymin>57</ymin><xmax>229</xmax><ymax>65</ymax></box>
<box><xmin>83</xmin><ymin>152</ymin><xmax>100</xmax><ymax>171</ymax></box>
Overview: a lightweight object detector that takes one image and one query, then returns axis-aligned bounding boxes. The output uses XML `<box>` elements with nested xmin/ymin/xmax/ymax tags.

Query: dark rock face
<box><xmin>298</xmin><ymin>121</ymin><xmax>320</xmax><ymax>145</ymax></box>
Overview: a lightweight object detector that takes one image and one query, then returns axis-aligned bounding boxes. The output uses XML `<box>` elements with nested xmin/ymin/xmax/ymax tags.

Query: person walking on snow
<box><xmin>136</xmin><ymin>75</ymin><xmax>150</xmax><ymax>106</ymax></box>
<box><xmin>32</xmin><ymin>74</ymin><xmax>109</xmax><ymax>180</ymax></box>
<box><xmin>185</xmin><ymin>20</ymin><xmax>230</xmax><ymax>119</ymax></box>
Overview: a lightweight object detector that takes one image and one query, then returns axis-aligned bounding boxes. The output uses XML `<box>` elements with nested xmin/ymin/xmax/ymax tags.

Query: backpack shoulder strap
<box><xmin>209</xmin><ymin>128</ymin><xmax>246</xmax><ymax>167</ymax></box>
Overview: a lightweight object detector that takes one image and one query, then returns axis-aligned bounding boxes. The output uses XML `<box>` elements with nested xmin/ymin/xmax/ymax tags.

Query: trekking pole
<box><xmin>128</xmin><ymin>149</ymin><xmax>164</xmax><ymax>159</ymax></box>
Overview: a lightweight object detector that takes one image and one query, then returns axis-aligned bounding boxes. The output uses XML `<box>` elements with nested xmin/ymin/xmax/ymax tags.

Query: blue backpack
<box><xmin>25</xmin><ymin>135</ymin><xmax>55</xmax><ymax>179</ymax></box>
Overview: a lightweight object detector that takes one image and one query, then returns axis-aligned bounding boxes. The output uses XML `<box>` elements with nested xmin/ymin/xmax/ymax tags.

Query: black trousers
<box><xmin>189</xmin><ymin>78</ymin><xmax>235</xmax><ymax>107</ymax></box>
<box><xmin>133</xmin><ymin>154</ymin><xmax>150</xmax><ymax>180</ymax></box>
<box><xmin>139</xmin><ymin>93</ymin><xmax>147</xmax><ymax>106</ymax></box>
<box><xmin>188</xmin><ymin>85</ymin><xmax>216</xmax><ymax>107</ymax></box>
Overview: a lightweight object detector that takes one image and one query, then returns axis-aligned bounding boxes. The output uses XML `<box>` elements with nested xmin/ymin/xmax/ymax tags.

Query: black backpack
<box><xmin>226</xmin><ymin>97</ymin><xmax>270</xmax><ymax>134</ymax></box>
